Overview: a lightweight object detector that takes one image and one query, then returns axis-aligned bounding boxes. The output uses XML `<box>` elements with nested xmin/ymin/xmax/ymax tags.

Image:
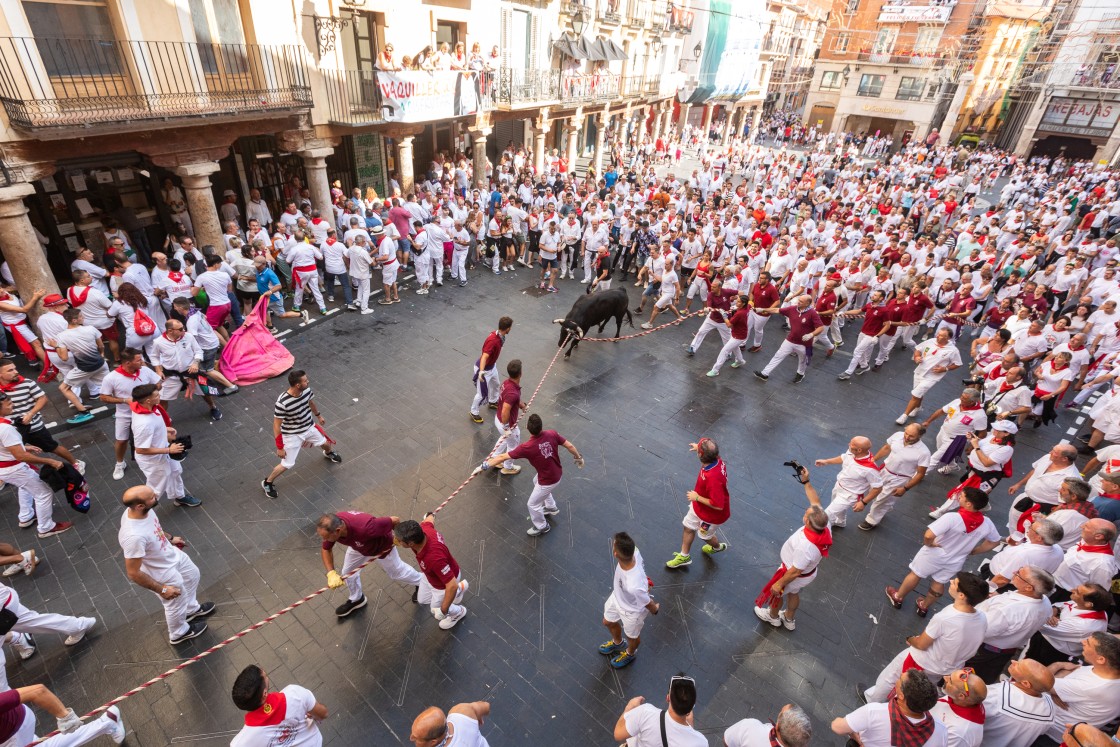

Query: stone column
<box><xmin>397</xmin><ymin>136</ymin><xmax>416</xmax><ymax>195</ymax></box>
<box><xmin>299</xmin><ymin>147</ymin><xmax>334</xmax><ymax>216</ymax></box>
<box><xmin>751</xmin><ymin>107</ymin><xmax>762</xmax><ymax>141</ymax></box>
<box><xmin>172</xmin><ymin>161</ymin><xmax>224</xmax><ymax>255</ymax></box>
<box><xmin>678</xmin><ymin>103</ymin><xmax>692</xmax><ymax>136</ymax></box>
<box><xmin>0</xmin><ymin>183</ymin><xmax>60</xmax><ymax>322</ymax></box>
<box><xmin>701</xmin><ymin>104</ymin><xmax>714</xmax><ymax>140</ymax></box>
<box><xmin>939</xmin><ymin>71</ymin><xmax>974</xmax><ymax>143</ymax></box>
<box><xmin>721</xmin><ymin>106</ymin><xmax>735</xmax><ymax>145</ymax></box>
<box><xmin>652</xmin><ymin>103</ymin><xmax>665</xmax><ymax>142</ymax></box>
<box><xmin>533</xmin><ymin>113</ymin><xmax>550</xmax><ymax>175</ymax></box>
<box><xmin>471</xmin><ymin>129</ymin><xmax>491</xmax><ymax>190</ymax></box>
<box><xmin>566</xmin><ymin>114</ymin><xmax>583</xmax><ymax>167</ymax></box>
<box><xmin>593</xmin><ymin>108</ymin><xmax>609</xmax><ymax>177</ymax></box>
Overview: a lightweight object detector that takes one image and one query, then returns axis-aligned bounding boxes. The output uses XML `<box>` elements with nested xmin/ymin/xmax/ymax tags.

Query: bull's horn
<box><xmin>574</xmin><ymin>328</ymin><xmax>584</xmax><ymax>339</ymax></box>
<box><xmin>552</xmin><ymin>318</ymin><xmax>564</xmax><ymax>324</ymax></box>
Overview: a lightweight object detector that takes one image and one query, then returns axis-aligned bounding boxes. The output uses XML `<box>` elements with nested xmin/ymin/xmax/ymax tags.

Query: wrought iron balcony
<box><xmin>324</xmin><ymin>68</ymin><xmax>495</xmax><ymax>125</ymax></box>
<box><xmin>0</xmin><ymin>37</ymin><xmax>310</xmax><ymax>132</ymax></box>
<box><xmin>489</xmin><ymin>68</ymin><xmax>635</xmax><ymax>107</ymax></box>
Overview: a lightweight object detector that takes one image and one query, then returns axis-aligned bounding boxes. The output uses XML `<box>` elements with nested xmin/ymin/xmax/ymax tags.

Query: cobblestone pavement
<box><xmin>4</xmin><ymin>196</ymin><xmax>1039</xmax><ymax>745</ymax></box>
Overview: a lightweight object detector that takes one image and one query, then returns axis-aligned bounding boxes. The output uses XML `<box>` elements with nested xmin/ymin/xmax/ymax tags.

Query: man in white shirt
<box><xmin>1005</xmin><ymin>443</ymin><xmax>1081</xmax><ymax>539</ymax></box>
<box><xmin>191</xmin><ymin>255</ymin><xmax>235</xmax><ymax>343</ymax></box>
<box><xmin>599</xmin><ymin>531</ymin><xmax>660</xmax><ymax>670</ymax></box>
<box><xmin>982</xmin><ymin>518</ymin><xmax>1065</xmax><ymax>590</ymax></box>
<box><xmin>980</xmin><ymin>658</ymin><xmax>1056</xmax><ymax>747</ymax></box>
<box><xmin>149</xmin><ymin>320</ymin><xmax>221</xmax><ymax>420</ymax></box>
<box><xmin>723</xmin><ymin>703</ymin><xmax>812</xmax><ymax>747</ymax></box>
<box><xmin>231</xmin><ymin>664</ymin><xmax>327</xmax><ymax>747</ymax></box>
<box><xmin>1029</xmin><ymin>582</ymin><xmax>1111</xmax><ymax>665</ymax></box>
<box><xmin>245</xmin><ymin>189</ymin><xmax>272</xmax><ymax>227</ymax></box>
<box><xmin>118</xmin><ymin>484</ymin><xmax>214</xmax><ymax>645</ymax></box>
<box><xmin>1051</xmin><ymin>519</ymin><xmax>1119</xmax><ymax>596</ymax></box>
<box><xmin>409</xmin><ymin>700</ymin><xmax>490</xmax><ymax>747</ymax></box>
<box><xmin>612</xmin><ymin>674</ymin><xmax>707</xmax><ymax>747</ymax></box>
<box><xmin>929</xmin><ymin>669</ymin><xmax>986</xmax><ymax>747</ymax></box>
<box><xmin>964</xmin><ymin>566</ymin><xmax>1055</xmax><ymax>682</ymax></box>
<box><xmin>814</xmin><ymin>435</ymin><xmax>884</xmax><ymax>528</ymax></box>
<box><xmin>129</xmin><ymin>382</ymin><xmax>200</xmax><ymax>508</ymax></box>
<box><xmin>861</xmin><ymin>424</ymin><xmax>931</xmax><ymax>530</ymax></box>
<box><xmin>282</xmin><ymin>240</ymin><xmax>326</xmax><ymax>314</ymax></box>
<box><xmin>344</xmin><ymin>235</ymin><xmax>374</xmax><ymax>314</ymax></box>
<box><xmin>865</xmin><ymin>572</ymin><xmax>991</xmax><ymax>702</ymax></box>
<box><xmin>1045</xmin><ymin>632</ymin><xmax>1120</xmax><ymax>740</ymax></box>
<box><xmin>69</xmin><ymin>247</ymin><xmax>109</xmax><ymax>294</ymax></box>
<box><xmin>896</xmin><ymin>328</ymin><xmax>963</xmax><ymax>426</ymax></box>
<box><xmin>833</xmin><ymin>670</ymin><xmax>948</xmax><ymax>747</ymax></box>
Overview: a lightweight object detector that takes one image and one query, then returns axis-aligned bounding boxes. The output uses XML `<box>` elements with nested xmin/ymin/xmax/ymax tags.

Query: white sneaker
<box><xmin>72</xmin><ymin>460</ymin><xmax>86</xmax><ymax>475</ymax></box>
<box><xmin>453</xmin><ymin>579</ymin><xmax>469</xmax><ymax>604</ymax></box>
<box><xmin>895</xmin><ymin>413</ymin><xmax>909</xmax><ymax>425</ymax></box>
<box><xmin>64</xmin><ymin>617</ymin><xmax>95</xmax><ymax>646</ymax></box>
<box><xmin>780</xmin><ymin>613</ymin><xmax>796</xmax><ymax>630</ymax></box>
<box><xmin>937</xmin><ymin>464</ymin><xmax>957</xmax><ymax>475</ymax></box>
<box><xmin>580</xmin><ymin>278</ymin><xmax>590</xmax><ymax>284</ymax></box>
<box><xmin>753</xmin><ymin>605</ymin><xmax>781</xmax><ymax>627</ymax></box>
<box><xmin>360</xmin><ymin>308</ymin><xmax>374</xmax><ymax>315</ymax></box>
<box><xmin>112</xmin><ymin>462</ymin><xmax>127</xmax><ymax>480</ymax></box>
<box><xmin>9</xmin><ymin>632</ymin><xmax>35</xmax><ymax>660</ymax></box>
<box><xmin>439</xmin><ymin>607</ymin><xmax>467</xmax><ymax>629</ymax></box>
<box><xmin>2</xmin><ymin>550</ymin><xmax>36</xmax><ymax>577</ymax></box>
<box><xmin>104</xmin><ymin>705</ymin><xmax>126</xmax><ymax>744</ymax></box>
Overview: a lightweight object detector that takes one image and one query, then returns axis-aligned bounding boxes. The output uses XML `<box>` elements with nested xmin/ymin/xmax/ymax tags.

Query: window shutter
<box><xmin>530</xmin><ymin>11</ymin><xmax>541</xmax><ymax>69</ymax></box>
<box><xmin>501</xmin><ymin>9</ymin><xmax>513</xmax><ymax>68</ymax></box>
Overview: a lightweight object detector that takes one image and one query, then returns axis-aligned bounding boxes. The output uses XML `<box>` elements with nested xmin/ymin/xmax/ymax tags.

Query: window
<box><xmin>846</xmin><ymin>0</ymin><xmax>859</xmax><ymax>12</ymax></box>
<box><xmin>913</xmin><ymin>27</ymin><xmax>942</xmax><ymax>55</ymax></box>
<box><xmin>857</xmin><ymin>73</ymin><xmax>885</xmax><ymax>96</ymax></box>
<box><xmin>872</xmin><ymin>27</ymin><xmax>897</xmax><ymax>55</ymax></box>
<box><xmin>896</xmin><ymin>76</ymin><xmax>924</xmax><ymax>100</ymax></box>
<box><xmin>835</xmin><ymin>32</ymin><xmax>851</xmax><ymax>53</ymax></box>
<box><xmin>188</xmin><ymin>0</ymin><xmax>247</xmax><ymax>74</ymax></box>
<box><xmin>820</xmin><ymin>71</ymin><xmax>844</xmax><ymax>90</ymax></box>
<box><xmin>22</xmin><ymin>0</ymin><xmax>122</xmax><ymax>77</ymax></box>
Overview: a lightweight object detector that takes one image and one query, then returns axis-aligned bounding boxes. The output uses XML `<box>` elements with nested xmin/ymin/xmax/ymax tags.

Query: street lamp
<box><xmin>652</xmin><ymin>37</ymin><xmax>663</xmax><ymax>55</ymax></box>
<box><xmin>841</xmin><ymin>64</ymin><xmax>851</xmax><ymax>79</ymax></box>
<box><xmin>693</xmin><ymin>42</ymin><xmax>703</xmax><ymax>59</ymax></box>
<box><xmin>572</xmin><ymin>8</ymin><xmax>587</xmax><ymax>36</ymax></box>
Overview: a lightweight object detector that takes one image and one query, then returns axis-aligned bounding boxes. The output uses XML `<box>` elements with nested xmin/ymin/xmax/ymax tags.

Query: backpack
<box><xmin>133</xmin><ymin>308</ymin><xmax>157</xmax><ymax>337</ymax></box>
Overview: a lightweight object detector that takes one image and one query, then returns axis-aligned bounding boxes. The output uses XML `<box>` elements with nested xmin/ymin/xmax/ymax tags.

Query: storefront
<box><xmin>1028</xmin><ymin>96</ymin><xmax>1120</xmax><ymax>161</ymax></box>
<box><xmin>325</xmin><ymin>133</ymin><xmax>391</xmax><ymax>199</ymax></box>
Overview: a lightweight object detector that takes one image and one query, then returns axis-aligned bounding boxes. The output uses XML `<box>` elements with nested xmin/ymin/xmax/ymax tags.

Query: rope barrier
<box><xmin>30</xmin><ymin>313</ymin><xmax>694</xmax><ymax>742</ymax></box>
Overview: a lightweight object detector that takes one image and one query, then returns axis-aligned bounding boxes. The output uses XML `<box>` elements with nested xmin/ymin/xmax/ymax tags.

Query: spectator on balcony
<box><xmin>414</xmin><ymin>46</ymin><xmax>435</xmax><ymax>71</ymax></box>
<box><xmin>400</xmin><ymin>54</ymin><xmax>414</xmax><ymax>70</ymax></box>
<box><xmin>450</xmin><ymin>42</ymin><xmax>467</xmax><ymax>71</ymax></box>
<box><xmin>376</xmin><ymin>43</ymin><xmax>399</xmax><ymax>71</ymax></box>
<box><xmin>468</xmin><ymin>42</ymin><xmax>486</xmax><ymax>72</ymax></box>
<box><xmin>487</xmin><ymin>45</ymin><xmax>500</xmax><ymax>71</ymax></box>
<box><xmin>433</xmin><ymin>42</ymin><xmax>452</xmax><ymax>71</ymax></box>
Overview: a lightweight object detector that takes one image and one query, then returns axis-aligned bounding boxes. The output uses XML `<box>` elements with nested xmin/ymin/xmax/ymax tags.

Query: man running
<box><xmin>666</xmin><ymin>438</ymin><xmax>731</xmax><ymax>568</ymax></box>
<box><xmin>261</xmin><ymin>370</ymin><xmax>342</xmax><ymax>499</ymax></box>
<box><xmin>469</xmin><ymin>317</ymin><xmax>512</xmax><ymax>424</ymax></box>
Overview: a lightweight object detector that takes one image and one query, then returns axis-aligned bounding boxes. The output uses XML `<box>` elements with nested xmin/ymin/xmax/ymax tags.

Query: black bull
<box><xmin>553</xmin><ymin>288</ymin><xmax>634</xmax><ymax>357</ymax></box>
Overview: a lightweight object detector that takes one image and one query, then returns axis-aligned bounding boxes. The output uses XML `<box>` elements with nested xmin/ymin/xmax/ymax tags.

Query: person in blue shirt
<box><xmin>604</xmin><ymin>167</ymin><xmax>618</xmax><ymax>189</ymax></box>
<box><xmin>489</xmin><ymin>188</ymin><xmax>502</xmax><ymax>218</ymax></box>
<box><xmin>253</xmin><ymin>257</ymin><xmax>301</xmax><ymax>328</ymax></box>
<box><xmin>1092</xmin><ymin>472</ymin><xmax>1120</xmax><ymax>523</ymax></box>
<box><xmin>364</xmin><ymin>209</ymin><xmax>383</xmax><ymax>231</ymax></box>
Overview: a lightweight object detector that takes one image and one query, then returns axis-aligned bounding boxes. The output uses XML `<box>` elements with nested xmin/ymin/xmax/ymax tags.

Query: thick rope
<box><xmin>28</xmin><ymin>316</ymin><xmax>692</xmax><ymax>742</ymax></box>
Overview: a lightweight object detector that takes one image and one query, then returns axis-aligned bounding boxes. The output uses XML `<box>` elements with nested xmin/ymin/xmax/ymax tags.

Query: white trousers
<box><xmin>865</xmin><ymin>472</ymin><xmax>910</xmax><ymax>526</ymax></box>
<box><xmin>900</xmin><ymin>325</ymin><xmax>919</xmax><ymax>347</ymax></box>
<box><xmin>136</xmin><ymin>455</ymin><xmax>186</xmax><ymax>502</ymax></box>
<box><xmin>352</xmin><ymin>276</ymin><xmax>370</xmax><ymax>310</ymax></box>
<box><xmin>824</xmin><ymin>485</ymin><xmax>864</xmax><ymax>527</ymax></box>
<box><xmin>4</xmin><ymin>464</ymin><xmax>57</xmax><ymax>534</ymax></box>
<box><xmin>340</xmin><ymin>546</ymin><xmax>423</xmax><ymax>603</ymax></box>
<box><xmin>528</xmin><ymin>476</ymin><xmax>560</xmax><ymax>530</ymax></box>
<box><xmin>712</xmin><ymin>336</ymin><xmax>747</xmax><ymax>373</ymax></box>
<box><xmin>1</xmin><ymin>705</ymin><xmax>119</xmax><ymax>747</ymax></box>
<box><xmin>746</xmin><ymin>311</ymin><xmax>771</xmax><ymax>346</ymax></box>
<box><xmin>414</xmin><ymin>251</ymin><xmax>431</xmax><ymax>285</ymax></box>
<box><xmin>761</xmin><ymin>339</ymin><xmax>808</xmax><ymax>376</ymax></box>
<box><xmin>429</xmin><ymin>251</ymin><xmax>444</xmax><ymax>283</ymax></box>
<box><xmin>149</xmin><ymin>552</ymin><xmax>201</xmax><ymax>639</ymax></box>
<box><xmin>875</xmin><ymin>334</ymin><xmax>899</xmax><ymax>366</ymax></box>
<box><xmin>417</xmin><ymin>573</ymin><xmax>466</xmax><ymax>619</ymax></box>
<box><xmin>845</xmin><ymin>333</ymin><xmax>878</xmax><ymax>374</ymax></box>
<box><xmin>690</xmin><ymin>317</ymin><xmax>730</xmax><ymax>351</ymax></box>
<box><xmin>470</xmin><ymin>366</ymin><xmax>500</xmax><ymax>415</ymax></box>
<box><xmin>492</xmin><ymin>417</ymin><xmax>521</xmax><ymax>470</ymax></box>
<box><xmin>451</xmin><ymin>248</ymin><xmax>469</xmax><ymax>280</ymax></box>
<box><xmin>1</xmin><ymin>584</ymin><xmax>91</xmax><ymax>644</ymax></box>
<box><xmin>864</xmin><ymin>648</ymin><xmax>944</xmax><ymax>703</ymax></box>
<box><xmin>293</xmin><ymin>268</ymin><xmax>324</xmax><ymax>309</ymax></box>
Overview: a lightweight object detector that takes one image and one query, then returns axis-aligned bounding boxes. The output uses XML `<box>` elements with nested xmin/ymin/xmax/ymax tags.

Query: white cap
<box><xmin>990</xmin><ymin>420</ymin><xmax>1018</xmax><ymax>435</ymax></box>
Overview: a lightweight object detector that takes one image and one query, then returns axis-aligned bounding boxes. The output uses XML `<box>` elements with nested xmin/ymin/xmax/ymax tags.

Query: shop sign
<box><xmin>378</xmin><ymin>71</ymin><xmax>481</xmax><ymax>123</ymax></box>
<box><xmin>861</xmin><ymin>104</ymin><xmax>906</xmax><ymax>114</ymax></box>
<box><xmin>877</xmin><ymin>5</ymin><xmax>952</xmax><ymax>23</ymax></box>
<box><xmin>1038</xmin><ymin>97</ymin><xmax>1120</xmax><ymax>137</ymax></box>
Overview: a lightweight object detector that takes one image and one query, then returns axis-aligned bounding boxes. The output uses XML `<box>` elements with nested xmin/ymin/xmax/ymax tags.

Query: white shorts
<box><xmin>911</xmin><ymin>373</ymin><xmax>941</xmax><ymax>398</ymax></box>
<box><xmin>382</xmin><ymin>261</ymin><xmax>398</xmax><ymax>286</ymax></box>
<box><xmin>909</xmin><ymin>546</ymin><xmax>957</xmax><ymax>584</ymax></box>
<box><xmin>280</xmin><ymin>427</ymin><xmax>327</xmax><ymax>468</ymax></box>
<box><xmin>10</xmin><ymin>324</ymin><xmax>36</xmax><ymax>344</ymax></box>
<box><xmin>783</xmin><ymin>569</ymin><xmax>818</xmax><ymax>596</ymax></box>
<box><xmin>114</xmin><ymin>412</ymin><xmax>132</xmax><ymax>441</ymax></box>
<box><xmin>160</xmin><ymin>374</ymin><xmax>198</xmax><ymax>401</ymax></box>
<box><xmin>603</xmin><ymin>593</ymin><xmax>649</xmax><ymax>639</ymax></box>
<box><xmin>655</xmin><ymin>293</ymin><xmax>675</xmax><ymax>309</ymax></box>
<box><xmin>682</xmin><ymin>505</ymin><xmax>719</xmax><ymax>541</ymax></box>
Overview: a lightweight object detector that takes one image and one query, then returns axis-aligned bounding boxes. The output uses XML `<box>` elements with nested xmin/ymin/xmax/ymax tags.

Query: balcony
<box><xmin>1055</xmin><ymin>61</ymin><xmax>1120</xmax><ymax>92</ymax></box>
<box><xmin>0</xmin><ymin>37</ymin><xmax>310</xmax><ymax>133</ymax></box>
<box><xmin>855</xmin><ymin>49</ymin><xmax>949</xmax><ymax>68</ymax></box>
<box><xmin>324</xmin><ymin>68</ymin><xmax>494</xmax><ymax>125</ymax></box>
<box><xmin>489</xmin><ymin>68</ymin><xmax>633</xmax><ymax>107</ymax></box>
<box><xmin>876</xmin><ymin>4</ymin><xmax>954</xmax><ymax>23</ymax></box>
<box><xmin>599</xmin><ymin>0</ymin><xmax>623</xmax><ymax>24</ymax></box>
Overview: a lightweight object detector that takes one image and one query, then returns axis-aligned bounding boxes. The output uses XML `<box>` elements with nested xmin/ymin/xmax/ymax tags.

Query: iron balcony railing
<box><xmin>324</xmin><ymin>68</ymin><xmax>495</xmax><ymax>126</ymax></box>
<box><xmin>492</xmin><ymin>68</ymin><xmax>639</xmax><ymax>106</ymax></box>
<box><xmin>0</xmin><ymin>37</ymin><xmax>310</xmax><ymax>131</ymax></box>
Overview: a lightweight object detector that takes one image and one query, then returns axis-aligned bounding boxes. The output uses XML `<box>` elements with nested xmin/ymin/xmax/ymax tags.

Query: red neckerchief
<box><xmin>998</xmin><ymin>380</ymin><xmax>1017</xmax><ymax>392</ymax></box>
<box><xmin>129</xmin><ymin>401</ymin><xmax>172</xmax><ymax>427</ymax></box>
<box><xmin>67</xmin><ymin>286</ymin><xmax>90</xmax><ymax>306</ymax></box>
<box><xmin>243</xmin><ymin>692</ymin><xmax>287</xmax><ymax>727</ymax></box>
<box><xmin>942</xmin><ymin>698</ymin><xmax>985</xmax><ymax>724</ymax></box>
<box><xmin>853</xmin><ymin>455</ymin><xmax>881</xmax><ymax>471</ymax></box>
<box><xmin>959</xmin><ymin>509</ymin><xmax>985</xmax><ymax>533</ymax></box>
<box><xmin>768</xmin><ymin>726</ymin><xmax>781</xmax><ymax>747</ymax></box>
<box><xmin>1097</xmin><ymin>492</ymin><xmax>1120</xmax><ymax>501</ymax></box>
<box><xmin>960</xmin><ymin>401</ymin><xmax>982</xmax><ymax>411</ymax></box>
<box><xmin>803</xmin><ymin>525</ymin><xmax>832</xmax><ymax>557</ymax></box>
<box><xmin>1075</xmin><ymin>543</ymin><xmax>1114</xmax><ymax>554</ymax></box>
<box><xmin>167</xmin><ymin>271</ymin><xmax>183</xmax><ymax>283</ymax></box>
<box><xmin>0</xmin><ymin>376</ymin><xmax>22</xmax><ymax>392</ymax></box>
<box><xmin>114</xmin><ymin>366</ymin><xmax>141</xmax><ymax>380</ymax></box>
<box><xmin>0</xmin><ymin>418</ymin><xmax>10</xmax><ymax>425</ymax></box>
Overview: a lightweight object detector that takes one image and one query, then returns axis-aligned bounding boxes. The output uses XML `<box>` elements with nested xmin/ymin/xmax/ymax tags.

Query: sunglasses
<box><xmin>952</xmin><ymin>667</ymin><xmax>975</xmax><ymax>696</ymax></box>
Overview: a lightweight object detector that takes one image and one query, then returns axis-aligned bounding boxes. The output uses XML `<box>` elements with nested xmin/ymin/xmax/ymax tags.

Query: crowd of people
<box><xmin>0</xmin><ymin>109</ymin><xmax>1118</xmax><ymax>745</ymax></box>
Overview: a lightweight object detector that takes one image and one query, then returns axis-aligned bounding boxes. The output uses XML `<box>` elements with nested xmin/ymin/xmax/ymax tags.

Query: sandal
<box><xmin>885</xmin><ymin>586</ymin><xmax>902</xmax><ymax>610</ymax></box>
<box><xmin>916</xmin><ymin>599</ymin><xmax>929</xmax><ymax>618</ymax></box>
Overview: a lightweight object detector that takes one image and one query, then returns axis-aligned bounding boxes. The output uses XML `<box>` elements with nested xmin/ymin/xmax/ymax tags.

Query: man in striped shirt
<box><xmin>261</xmin><ymin>370</ymin><xmax>341</xmax><ymax>499</ymax></box>
<box><xmin>0</xmin><ymin>361</ymin><xmax>84</xmax><ymax>474</ymax></box>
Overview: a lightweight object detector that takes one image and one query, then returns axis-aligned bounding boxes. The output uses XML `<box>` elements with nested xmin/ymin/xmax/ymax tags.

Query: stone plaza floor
<box><xmin>2</xmin><ymin>247</ymin><xmax>1065</xmax><ymax>745</ymax></box>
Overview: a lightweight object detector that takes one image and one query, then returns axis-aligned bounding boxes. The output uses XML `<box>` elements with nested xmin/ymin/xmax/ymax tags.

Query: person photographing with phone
<box><xmin>753</xmin><ymin>462</ymin><xmax>830</xmax><ymax>632</ymax></box>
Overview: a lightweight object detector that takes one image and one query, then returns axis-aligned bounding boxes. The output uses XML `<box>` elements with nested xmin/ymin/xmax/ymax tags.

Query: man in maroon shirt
<box><xmin>814</xmin><ymin>274</ymin><xmax>844</xmax><ymax>357</ymax></box>
<box><xmin>871</xmin><ymin>288</ymin><xmax>910</xmax><ymax>371</ymax></box>
<box><xmin>485</xmin><ymin>414</ymin><xmax>584</xmax><ymax>536</ymax></box>
<box><xmin>487</xmin><ymin>359</ymin><xmax>527</xmax><ymax>475</ymax></box>
<box><xmin>837</xmin><ymin>290</ymin><xmax>891</xmax><ymax>380</ymax></box>
<box><xmin>666</xmin><ymin>438</ymin><xmax>732</xmax><ymax>568</ymax></box>
<box><xmin>933</xmin><ymin>283</ymin><xmax>976</xmax><ymax>341</ymax></box>
<box><xmin>686</xmin><ymin>278</ymin><xmax>735</xmax><ymax>356</ymax></box>
<box><xmin>394</xmin><ymin>514</ymin><xmax>469</xmax><ymax>630</ymax></box>
<box><xmin>469</xmin><ymin>316</ymin><xmax>512</xmax><ymax>424</ymax></box>
<box><xmin>319</xmin><ymin>511</ymin><xmax>424</xmax><ymax>618</ymax></box>
<box><xmin>901</xmin><ymin>282</ymin><xmax>934</xmax><ymax>348</ymax></box>
<box><xmin>745</xmin><ymin>272</ymin><xmax>781</xmax><ymax>352</ymax></box>
<box><xmin>0</xmin><ymin>682</ymin><xmax>123</xmax><ymax>745</ymax></box>
<box><xmin>706</xmin><ymin>294</ymin><xmax>752</xmax><ymax>377</ymax></box>
<box><xmin>755</xmin><ymin>295</ymin><xmax>826</xmax><ymax>384</ymax></box>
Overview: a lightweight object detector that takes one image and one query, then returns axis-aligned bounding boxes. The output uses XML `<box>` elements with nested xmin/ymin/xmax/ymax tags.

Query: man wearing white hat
<box><xmin>929</xmin><ymin>418</ymin><xmax>1018</xmax><ymax>519</ymax></box>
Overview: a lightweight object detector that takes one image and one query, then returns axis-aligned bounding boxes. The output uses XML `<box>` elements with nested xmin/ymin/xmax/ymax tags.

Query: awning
<box><xmin>602</xmin><ymin>38</ymin><xmax>627</xmax><ymax>61</ymax></box>
<box><xmin>554</xmin><ymin>33</ymin><xmax>626</xmax><ymax>61</ymax></box>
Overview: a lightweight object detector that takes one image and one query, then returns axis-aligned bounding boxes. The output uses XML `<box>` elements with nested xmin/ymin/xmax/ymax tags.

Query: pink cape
<box><xmin>219</xmin><ymin>297</ymin><xmax>294</xmax><ymax>386</ymax></box>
